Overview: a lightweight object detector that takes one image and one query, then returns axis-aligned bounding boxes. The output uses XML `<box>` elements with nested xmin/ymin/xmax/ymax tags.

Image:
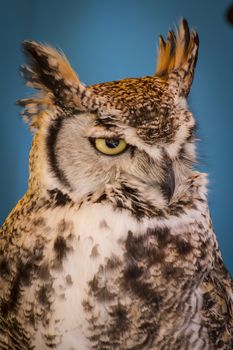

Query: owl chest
<box><xmin>27</xmin><ymin>203</ymin><xmax>212</xmax><ymax>349</ymax></box>
<box><xmin>30</xmin><ymin>204</ymin><xmax>133</xmax><ymax>349</ymax></box>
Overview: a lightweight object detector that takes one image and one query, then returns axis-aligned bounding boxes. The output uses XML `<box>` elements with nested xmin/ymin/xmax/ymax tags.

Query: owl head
<box><xmin>18</xmin><ymin>19</ymin><xmax>199</xmax><ymax>211</ymax></box>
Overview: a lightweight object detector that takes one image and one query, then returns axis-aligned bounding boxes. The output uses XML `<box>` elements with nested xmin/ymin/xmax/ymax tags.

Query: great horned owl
<box><xmin>0</xmin><ymin>19</ymin><xmax>233</xmax><ymax>350</ymax></box>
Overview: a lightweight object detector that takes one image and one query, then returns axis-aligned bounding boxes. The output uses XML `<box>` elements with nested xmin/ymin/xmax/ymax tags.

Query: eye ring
<box><xmin>89</xmin><ymin>137</ymin><xmax>128</xmax><ymax>156</ymax></box>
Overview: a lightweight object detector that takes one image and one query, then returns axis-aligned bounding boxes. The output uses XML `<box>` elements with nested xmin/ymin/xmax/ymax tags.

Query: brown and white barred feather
<box><xmin>156</xmin><ymin>18</ymin><xmax>199</xmax><ymax>97</ymax></box>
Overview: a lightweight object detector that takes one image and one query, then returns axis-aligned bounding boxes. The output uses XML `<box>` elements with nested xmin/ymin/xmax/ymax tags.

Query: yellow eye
<box><xmin>93</xmin><ymin>138</ymin><xmax>128</xmax><ymax>156</ymax></box>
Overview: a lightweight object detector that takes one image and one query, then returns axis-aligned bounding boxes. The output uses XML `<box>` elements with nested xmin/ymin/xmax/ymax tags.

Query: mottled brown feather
<box><xmin>21</xmin><ymin>41</ymin><xmax>79</xmax><ymax>90</ymax></box>
<box><xmin>156</xmin><ymin>18</ymin><xmax>198</xmax><ymax>77</ymax></box>
<box><xmin>18</xmin><ymin>41</ymin><xmax>93</xmax><ymax>130</ymax></box>
<box><xmin>155</xmin><ymin>18</ymin><xmax>199</xmax><ymax>97</ymax></box>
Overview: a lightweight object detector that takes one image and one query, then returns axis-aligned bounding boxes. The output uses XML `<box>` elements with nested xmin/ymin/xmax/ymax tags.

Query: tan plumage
<box><xmin>156</xmin><ymin>18</ymin><xmax>199</xmax><ymax>96</ymax></box>
<box><xmin>18</xmin><ymin>41</ymin><xmax>93</xmax><ymax>130</ymax></box>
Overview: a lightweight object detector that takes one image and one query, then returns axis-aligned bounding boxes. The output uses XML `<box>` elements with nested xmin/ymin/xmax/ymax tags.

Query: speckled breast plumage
<box><xmin>0</xmin><ymin>183</ymin><xmax>219</xmax><ymax>350</ymax></box>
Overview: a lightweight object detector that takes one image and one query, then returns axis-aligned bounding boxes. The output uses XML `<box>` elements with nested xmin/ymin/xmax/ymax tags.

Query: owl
<box><xmin>0</xmin><ymin>19</ymin><xmax>233</xmax><ymax>350</ymax></box>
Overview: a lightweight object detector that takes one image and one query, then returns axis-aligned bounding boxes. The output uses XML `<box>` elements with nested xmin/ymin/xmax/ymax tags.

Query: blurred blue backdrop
<box><xmin>0</xmin><ymin>0</ymin><xmax>232</xmax><ymax>274</ymax></box>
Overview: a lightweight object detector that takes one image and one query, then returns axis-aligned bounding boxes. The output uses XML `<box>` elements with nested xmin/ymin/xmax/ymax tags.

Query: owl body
<box><xmin>1</xmin><ymin>177</ymin><xmax>216</xmax><ymax>350</ymax></box>
<box><xmin>1</xmin><ymin>20</ymin><xmax>233</xmax><ymax>349</ymax></box>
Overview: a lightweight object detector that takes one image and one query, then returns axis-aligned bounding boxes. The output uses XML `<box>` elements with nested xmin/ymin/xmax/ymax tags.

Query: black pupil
<box><xmin>105</xmin><ymin>139</ymin><xmax>120</xmax><ymax>148</ymax></box>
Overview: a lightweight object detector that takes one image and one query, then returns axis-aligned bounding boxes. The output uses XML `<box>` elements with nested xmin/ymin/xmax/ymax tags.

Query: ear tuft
<box><xmin>18</xmin><ymin>41</ymin><xmax>92</xmax><ymax>130</ymax></box>
<box><xmin>155</xmin><ymin>19</ymin><xmax>199</xmax><ymax>96</ymax></box>
<box><xmin>20</xmin><ymin>41</ymin><xmax>80</xmax><ymax>93</ymax></box>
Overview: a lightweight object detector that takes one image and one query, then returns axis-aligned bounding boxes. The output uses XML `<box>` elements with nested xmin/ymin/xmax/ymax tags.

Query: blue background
<box><xmin>0</xmin><ymin>0</ymin><xmax>232</xmax><ymax>274</ymax></box>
